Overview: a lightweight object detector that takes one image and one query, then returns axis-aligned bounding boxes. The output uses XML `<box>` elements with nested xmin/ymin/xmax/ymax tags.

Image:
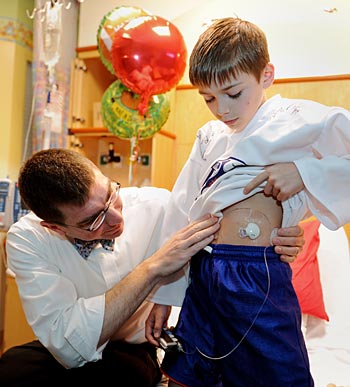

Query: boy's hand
<box><xmin>145</xmin><ymin>303</ymin><xmax>172</xmax><ymax>346</ymax></box>
<box><xmin>244</xmin><ymin>162</ymin><xmax>304</xmax><ymax>201</ymax></box>
<box><xmin>151</xmin><ymin>214</ymin><xmax>220</xmax><ymax>278</ymax></box>
<box><xmin>272</xmin><ymin>225</ymin><xmax>305</xmax><ymax>263</ymax></box>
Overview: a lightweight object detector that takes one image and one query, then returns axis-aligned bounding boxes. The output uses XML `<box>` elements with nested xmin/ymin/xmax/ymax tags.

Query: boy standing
<box><xmin>146</xmin><ymin>18</ymin><xmax>350</xmax><ymax>386</ymax></box>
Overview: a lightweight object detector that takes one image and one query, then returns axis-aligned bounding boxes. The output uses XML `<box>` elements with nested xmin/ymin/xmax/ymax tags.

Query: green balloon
<box><xmin>101</xmin><ymin>79</ymin><xmax>170</xmax><ymax>139</ymax></box>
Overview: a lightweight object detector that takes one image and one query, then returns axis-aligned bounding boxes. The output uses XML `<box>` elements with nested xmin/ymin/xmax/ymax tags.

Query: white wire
<box><xmin>193</xmin><ymin>246</ymin><xmax>271</xmax><ymax>360</ymax></box>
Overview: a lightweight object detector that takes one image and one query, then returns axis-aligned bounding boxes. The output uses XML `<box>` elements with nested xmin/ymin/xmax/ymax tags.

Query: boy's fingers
<box><xmin>244</xmin><ymin>172</ymin><xmax>268</xmax><ymax>194</ymax></box>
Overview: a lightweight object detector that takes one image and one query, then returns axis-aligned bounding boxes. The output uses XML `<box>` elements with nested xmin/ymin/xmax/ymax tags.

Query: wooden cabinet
<box><xmin>68</xmin><ymin>47</ymin><xmax>176</xmax><ymax>190</ymax></box>
<box><xmin>2</xmin><ymin>273</ymin><xmax>36</xmax><ymax>353</ymax></box>
<box><xmin>0</xmin><ymin>233</ymin><xmax>6</xmax><ymax>354</ymax></box>
<box><xmin>0</xmin><ymin>233</ymin><xmax>36</xmax><ymax>355</ymax></box>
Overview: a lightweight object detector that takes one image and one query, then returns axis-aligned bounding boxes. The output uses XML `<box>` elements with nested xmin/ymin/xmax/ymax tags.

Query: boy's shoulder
<box><xmin>194</xmin><ymin>120</ymin><xmax>233</xmax><ymax>158</ymax></box>
<box><xmin>268</xmin><ymin>95</ymin><xmax>350</xmax><ymax>123</ymax></box>
<box><xmin>278</xmin><ymin>95</ymin><xmax>348</xmax><ymax>114</ymax></box>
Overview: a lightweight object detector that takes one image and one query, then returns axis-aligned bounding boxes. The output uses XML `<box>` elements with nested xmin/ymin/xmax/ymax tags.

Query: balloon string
<box><xmin>128</xmin><ymin>135</ymin><xmax>140</xmax><ymax>186</ymax></box>
<box><xmin>128</xmin><ymin>138</ymin><xmax>136</xmax><ymax>186</ymax></box>
<box><xmin>138</xmin><ymin>93</ymin><xmax>151</xmax><ymax>116</ymax></box>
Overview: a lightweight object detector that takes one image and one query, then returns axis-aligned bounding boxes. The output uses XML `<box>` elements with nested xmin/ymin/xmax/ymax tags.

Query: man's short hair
<box><xmin>18</xmin><ymin>149</ymin><xmax>97</xmax><ymax>223</ymax></box>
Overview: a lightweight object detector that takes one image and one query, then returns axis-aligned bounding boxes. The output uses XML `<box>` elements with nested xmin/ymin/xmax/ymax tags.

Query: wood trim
<box><xmin>76</xmin><ymin>45</ymin><xmax>98</xmax><ymax>53</ymax></box>
<box><xmin>69</xmin><ymin>127</ymin><xmax>111</xmax><ymax>135</ymax></box>
<box><xmin>176</xmin><ymin>84</ymin><xmax>197</xmax><ymax>90</ymax></box>
<box><xmin>273</xmin><ymin>74</ymin><xmax>350</xmax><ymax>84</ymax></box>
<box><xmin>158</xmin><ymin>129</ymin><xmax>176</xmax><ymax>139</ymax></box>
<box><xmin>68</xmin><ymin>127</ymin><xmax>176</xmax><ymax>140</ymax></box>
<box><xmin>176</xmin><ymin>74</ymin><xmax>350</xmax><ymax>90</ymax></box>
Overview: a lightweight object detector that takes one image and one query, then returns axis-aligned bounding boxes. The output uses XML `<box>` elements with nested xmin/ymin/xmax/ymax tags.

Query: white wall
<box><xmin>78</xmin><ymin>0</ymin><xmax>204</xmax><ymax>47</ymax></box>
<box><xmin>78</xmin><ymin>0</ymin><xmax>350</xmax><ymax>80</ymax></box>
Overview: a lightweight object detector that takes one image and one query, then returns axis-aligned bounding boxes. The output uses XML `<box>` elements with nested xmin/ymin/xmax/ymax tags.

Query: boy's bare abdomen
<box><xmin>214</xmin><ymin>193</ymin><xmax>282</xmax><ymax>246</ymax></box>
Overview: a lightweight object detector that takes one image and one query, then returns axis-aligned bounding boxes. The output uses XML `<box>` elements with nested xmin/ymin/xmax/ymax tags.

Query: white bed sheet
<box><xmin>305</xmin><ymin>225</ymin><xmax>350</xmax><ymax>387</ymax></box>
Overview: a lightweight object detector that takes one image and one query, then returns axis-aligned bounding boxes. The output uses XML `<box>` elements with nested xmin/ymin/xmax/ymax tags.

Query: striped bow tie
<box><xmin>73</xmin><ymin>238</ymin><xmax>114</xmax><ymax>259</ymax></box>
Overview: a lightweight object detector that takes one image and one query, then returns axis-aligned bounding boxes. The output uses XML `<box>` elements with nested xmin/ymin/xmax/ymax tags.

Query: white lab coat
<box><xmin>6</xmin><ymin>186</ymin><xmax>170</xmax><ymax>368</ymax></box>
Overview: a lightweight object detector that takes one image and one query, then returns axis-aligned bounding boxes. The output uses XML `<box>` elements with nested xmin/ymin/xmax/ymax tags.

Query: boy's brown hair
<box><xmin>189</xmin><ymin>17</ymin><xmax>270</xmax><ymax>87</ymax></box>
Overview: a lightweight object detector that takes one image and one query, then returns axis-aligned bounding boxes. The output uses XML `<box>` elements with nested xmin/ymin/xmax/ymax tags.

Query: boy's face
<box><xmin>198</xmin><ymin>64</ymin><xmax>274</xmax><ymax>132</ymax></box>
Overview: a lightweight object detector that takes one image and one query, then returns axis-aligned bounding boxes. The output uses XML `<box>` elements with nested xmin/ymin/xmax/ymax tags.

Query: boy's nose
<box><xmin>216</xmin><ymin>100</ymin><xmax>230</xmax><ymax>116</ymax></box>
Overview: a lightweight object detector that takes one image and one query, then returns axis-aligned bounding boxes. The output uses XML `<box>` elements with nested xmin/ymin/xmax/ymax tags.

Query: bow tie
<box><xmin>73</xmin><ymin>238</ymin><xmax>115</xmax><ymax>259</ymax></box>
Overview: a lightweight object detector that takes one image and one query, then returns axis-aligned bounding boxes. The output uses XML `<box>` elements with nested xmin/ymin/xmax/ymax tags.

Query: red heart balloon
<box><xmin>111</xmin><ymin>15</ymin><xmax>187</xmax><ymax>115</ymax></box>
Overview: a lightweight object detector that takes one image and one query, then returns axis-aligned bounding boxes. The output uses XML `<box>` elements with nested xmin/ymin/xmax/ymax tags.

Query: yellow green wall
<box><xmin>0</xmin><ymin>1</ymin><xmax>33</xmax><ymax>24</ymax></box>
<box><xmin>0</xmin><ymin>0</ymin><xmax>33</xmax><ymax>179</ymax></box>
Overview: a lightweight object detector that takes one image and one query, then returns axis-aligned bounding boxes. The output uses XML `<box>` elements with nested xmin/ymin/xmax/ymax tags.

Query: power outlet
<box><xmin>139</xmin><ymin>154</ymin><xmax>150</xmax><ymax>166</ymax></box>
<box><xmin>100</xmin><ymin>154</ymin><xmax>109</xmax><ymax>165</ymax></box>
<box><xmin>100</xmin><ymin>154</ymin><xmax>122</xmax><ymax>167</ymax></box>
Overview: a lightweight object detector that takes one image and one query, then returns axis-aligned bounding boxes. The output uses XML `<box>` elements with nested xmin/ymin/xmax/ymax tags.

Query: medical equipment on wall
<box><xmin>0</xmin><ymin>179</ymin><xmax>30</xmax><ymax>231</ymax></box>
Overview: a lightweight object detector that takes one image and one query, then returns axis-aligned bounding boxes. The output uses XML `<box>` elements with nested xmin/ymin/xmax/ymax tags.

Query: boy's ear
<box><xmin>40</xmin><ymin>221</ymin><xmax>66</xmax><ymax>236</ymax></box>
<box><xmin>262</xmin><ymin>63</ymin><xmax>275</xmax><ymax>89</ymax></box>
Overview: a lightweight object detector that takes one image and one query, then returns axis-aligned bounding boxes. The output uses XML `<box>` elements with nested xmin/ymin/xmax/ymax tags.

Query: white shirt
<box><xmin>151</xmin><ymin>94</ymin><xmax>350</xmax><ymax>307</ymax></box>
<box><xmin>6</xmin><ymin>186</ymin><xmax>170</xmax><ymax>369</ymax></box>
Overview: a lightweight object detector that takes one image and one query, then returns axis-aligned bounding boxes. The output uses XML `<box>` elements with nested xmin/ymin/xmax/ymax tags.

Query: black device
<box><xmin>157</xmin><ymin>328</ymin><xmax>181</xmax><ymax>352</ymax></box>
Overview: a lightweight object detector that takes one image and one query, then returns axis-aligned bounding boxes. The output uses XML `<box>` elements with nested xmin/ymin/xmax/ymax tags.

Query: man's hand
<box><xmin>145</xmin><ymin>304</ymin><xmax>171</xmax><ymax>346</ymax></box>
<box><xmin>100</xmin><ymin>214</ymin><xmax>219</xmax><ymax>346</ymax></box>
<box><xmin>272</xmin><ymin>225</ymin><xmax>305</xmax><ymax>263</ymax></box>
<box><xmin>244</xmin><ymin>163</ymin><xmax>304</xmax><ymax>201</ymax></box>
<box><xmin>151</xmin><ymin>214</ymin><xmax>220</xmax><ymax>278</ymax></box>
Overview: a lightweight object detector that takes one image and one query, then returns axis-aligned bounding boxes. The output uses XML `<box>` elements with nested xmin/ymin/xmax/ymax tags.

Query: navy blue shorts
<box><xmin>161</xmin><ymin>244</ymin><xmax>314</xmax><ymax>387</ymax></box>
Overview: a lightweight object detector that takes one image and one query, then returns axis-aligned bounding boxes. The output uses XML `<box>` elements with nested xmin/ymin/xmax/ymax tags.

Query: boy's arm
<box><xmin>245</xmin><ymin>157</ymin><xmax>350</xmax><ymax>230</ymax></box>
<box><xmin>245</xmin><ymin>110</ymin><xmax>350</xmax><ymax>230</ymax></box>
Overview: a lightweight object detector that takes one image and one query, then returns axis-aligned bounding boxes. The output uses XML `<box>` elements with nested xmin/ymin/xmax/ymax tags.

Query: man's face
<box><xmin>57</xmin><ymin>171</ymin><xmax>124</xmax><ymax>241</ymax></box>
<box><xmin>197</xmin><ymin>64</ymin><xmax>274</xmax><ymax>133</ymax></box>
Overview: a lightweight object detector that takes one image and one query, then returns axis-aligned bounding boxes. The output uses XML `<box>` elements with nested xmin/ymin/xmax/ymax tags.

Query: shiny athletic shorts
<box><xmin>161</xmin><ymin>244</ymin><xmax>314</xmax><ymax>387</ymax></box>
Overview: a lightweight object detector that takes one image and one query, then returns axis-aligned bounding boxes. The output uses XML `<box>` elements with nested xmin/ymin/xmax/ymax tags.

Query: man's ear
<box><xmin>40</xmin><ymin>221</ymin><xmax>66</xmax><ymax>236</ymax></box>
<box><xmin>262</xmin><ymin>63</ymin><xmax>275</xmax><ymax>89</ymax></box>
